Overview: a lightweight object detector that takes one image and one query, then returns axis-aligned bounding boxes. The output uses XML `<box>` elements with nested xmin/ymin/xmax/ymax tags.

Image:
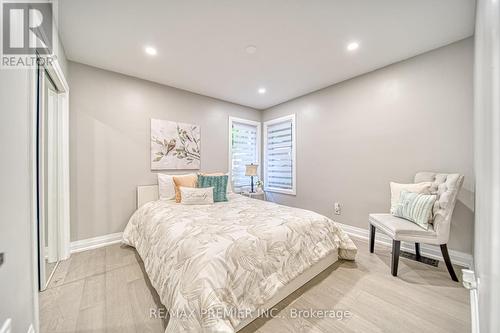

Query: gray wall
<box><xmin>69</xmin><ymin>39</ymin><xmax>475</xmax><ymax>254</ymax></box>
<box><xmin>262</xmin><ymin>38</ymin><xmax>474</xmax><ymax>254</ymax></box>
<box><xmin>0</xmin><ymin>70</ymin><xmax>36</xmax><ymax>332</ymax></box>
<box><xmin>69</xmin><ymin>62</ymin><xmax>261</xmax><ymax>241</ymax></box>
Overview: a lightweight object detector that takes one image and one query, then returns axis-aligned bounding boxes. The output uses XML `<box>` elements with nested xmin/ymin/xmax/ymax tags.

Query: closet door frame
<box><xmin>37</xmin><ymin>69</ymin><xmax>65</xmax><ymax>291</ymax></box>
<box><xmin>29</xmin><ymin>55</ymin><xmax>70</xmax><ymax>330</ymax></box>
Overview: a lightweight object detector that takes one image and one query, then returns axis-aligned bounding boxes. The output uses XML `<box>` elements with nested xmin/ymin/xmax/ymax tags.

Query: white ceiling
<box><xmin>59</xmin><ymin>0</ymin><xmax>475</xmax><ymax>110</ymax></box>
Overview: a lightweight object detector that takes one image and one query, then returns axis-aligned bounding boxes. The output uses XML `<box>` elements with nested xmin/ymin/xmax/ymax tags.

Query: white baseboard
<box><xmin>70</xmin><ymin>232</ymin><xmax>123</xmax><ymax>254</ymax></box>
<box><xmin>337</xmin><ymin>222</ymin><xmax>474</xmax><ymax>268</ymax></box>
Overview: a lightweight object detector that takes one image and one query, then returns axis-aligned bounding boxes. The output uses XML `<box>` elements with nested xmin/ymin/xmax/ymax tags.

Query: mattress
<box><xmin>122</xmin><ymin>193</ymin><xmax>357</xmax><ymax>333</ymax></box>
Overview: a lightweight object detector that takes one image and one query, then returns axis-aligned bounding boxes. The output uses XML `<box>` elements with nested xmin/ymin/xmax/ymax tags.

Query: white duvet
<box><xmin>123</xmin><ymin>194</ymin><xmax>357</xmax><ymax>333</ymax></box>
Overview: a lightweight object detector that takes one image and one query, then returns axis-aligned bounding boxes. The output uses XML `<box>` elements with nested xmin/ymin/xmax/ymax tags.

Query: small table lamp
<box><xmin>245</xmin><ymin>163</ymin><xmax>258</xmax><ymax>193</ymax></box>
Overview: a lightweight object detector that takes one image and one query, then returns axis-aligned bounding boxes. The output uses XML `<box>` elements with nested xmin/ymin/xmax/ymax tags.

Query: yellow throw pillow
<box><xmin>173</xmin><ymin>174</ymin><xmax>198</xmax><ymax>203</ymax></box>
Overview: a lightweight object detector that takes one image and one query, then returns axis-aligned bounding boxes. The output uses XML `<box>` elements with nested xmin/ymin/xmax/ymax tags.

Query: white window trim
<box><xmin>228</xmin><ymin>117</ymin><xmax>261</xmax><ymax>191</ymax></box>
<box><xmin>263</xmin><ymin>114</ymin><xmax>296</xmax><ymax>195</ymax></box>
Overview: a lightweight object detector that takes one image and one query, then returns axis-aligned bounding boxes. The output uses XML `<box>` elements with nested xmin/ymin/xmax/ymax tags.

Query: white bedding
<box><xmin>122</xmin><ymin>193</ymin><xmax>357</xmax><ymax>333</ymax></box>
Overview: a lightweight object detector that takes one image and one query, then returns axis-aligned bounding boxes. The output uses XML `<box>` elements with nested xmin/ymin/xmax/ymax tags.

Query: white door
<box><xmin>38</xmin><ymin>69</ymin><xmax>61</xmax><ymax>290</ymax></box>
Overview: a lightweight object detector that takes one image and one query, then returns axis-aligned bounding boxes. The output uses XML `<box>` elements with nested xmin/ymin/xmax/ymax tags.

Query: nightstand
<box><xmin>241</xmin><ymin>191</ymin><xmax>266</xmax><ymax>201</ymax></box>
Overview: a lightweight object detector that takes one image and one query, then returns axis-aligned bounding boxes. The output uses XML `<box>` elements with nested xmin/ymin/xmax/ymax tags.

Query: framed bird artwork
<box><xmin>150</xmin><ymin>119</ymin><xmax>201</xmax><ymax>170</ymax></box>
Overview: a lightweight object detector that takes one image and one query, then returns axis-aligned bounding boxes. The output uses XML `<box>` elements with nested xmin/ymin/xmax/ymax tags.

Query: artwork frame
<box><xmin>151</xmin><ymin>119</ymin><xmax>201</xmax><ymax>170</ymax></box>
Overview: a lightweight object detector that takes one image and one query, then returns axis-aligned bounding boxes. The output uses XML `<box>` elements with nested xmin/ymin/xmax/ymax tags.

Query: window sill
<box><xmin>264</xmin><ymin>188</ymin><xmax>296</xmax><ymax>196</ymax></box>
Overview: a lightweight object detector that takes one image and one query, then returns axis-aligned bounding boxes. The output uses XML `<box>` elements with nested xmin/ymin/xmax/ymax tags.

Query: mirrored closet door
<box><xmin>37</xmin><ymin>67</ymin><xmax>62</xmax><ymax>290</ymax></box>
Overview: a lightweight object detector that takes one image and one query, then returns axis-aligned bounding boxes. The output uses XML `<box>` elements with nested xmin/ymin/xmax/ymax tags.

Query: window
<box><xmin>264</xmin><ymin>114</ymin><xmax>296</xmax><ymax>195</ymax></box>
<box><xmin>228</xmin><ymin>117</ymin><xmax>261</xmax><ymax>192</ymax></box>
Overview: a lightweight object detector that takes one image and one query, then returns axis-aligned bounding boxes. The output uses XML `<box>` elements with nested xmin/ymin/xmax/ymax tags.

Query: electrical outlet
<box><xmin>334</xmin><ymin>202</ymin><xmax>341</xmax><ymax>215</ymax></box>
<box><xmin>0</xmin><ymin>253</ymin><xmax>4</xmax><ymax>267</ymax></box>
<box><xmin>0</xmin><ymin>318</ymin><xmax>12</xmax><ymax>333</ymax></box>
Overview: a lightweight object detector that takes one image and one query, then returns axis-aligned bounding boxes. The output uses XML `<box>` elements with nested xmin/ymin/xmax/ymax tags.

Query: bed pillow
<box><xmin>157</xmin><ymin>173</ymin><xmax>176</xmax><ymax>200</ymax></box>
<box><xmin>197</xmin><ymin>175</ymin><xmax>228</xmax><ymax>202</ymax></box>
<box><xmin>392</xmin><ymin>190</ymin><xmax>437</xmax><ymax>230</ymax></box>
<box><xmin>173</xmin><ymin>174</ymin><xmax>198</xmax><ymax>203</ymax></box>
<box><xmin>158</xmin><ymin>173</ymin><xmax>196</xmax><ymax>200</ymax></box>
<box><xmin>180</xmin><ymin>187</ymin><xmax>214</xmax><ymax>205</ymax></box>
<box><xmin>390</xmin><ymin>181</ymin><xmax>433</xmax><ymax>214</ymax></box>
<box><xmin>199</xmin><ymin>172</ymin><xmax>233</xmax><ymax>194</ymax></box>
<box><xmin>199</xmin><ymin>172</ymin><xmax>224</xmax><ymax>176</ymax></box>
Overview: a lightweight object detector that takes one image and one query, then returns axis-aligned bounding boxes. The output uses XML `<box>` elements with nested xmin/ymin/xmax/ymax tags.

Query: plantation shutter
<box><xmin>231</xmin><ymin>121</ymin><xmax>259</xmax><ymax>191</ymax></box>
<box><xmin>265</xmin><ymin>118</ymin><xmax>294</xmax><ymax>192</ymax></box>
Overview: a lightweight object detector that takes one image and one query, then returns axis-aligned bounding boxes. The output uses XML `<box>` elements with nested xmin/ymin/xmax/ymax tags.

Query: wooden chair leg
<box><xmin>391</xmin><ymin>240</ymin><xmax>401</xmax><ymax>276</ymax></box>
<box><xmin>440</xmin><ymin>244</ymin><xmax>459</xmax><ymax>282</ymax></box>
<box><xmin>415</xmin><ymin>243</ymin><xmax>421</xmax><ymax>262</ymax></box>
<box><xmin>369</xmin><ymin>224</ymin><xmax>376</xmax><ymax>253</ymax></box>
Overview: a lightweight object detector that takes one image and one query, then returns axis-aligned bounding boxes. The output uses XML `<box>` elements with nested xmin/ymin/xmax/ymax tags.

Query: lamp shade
<box><xmin>245</xmin><ymin>164</ymin><xmax>258</xmax><ymax>176</ymax></box>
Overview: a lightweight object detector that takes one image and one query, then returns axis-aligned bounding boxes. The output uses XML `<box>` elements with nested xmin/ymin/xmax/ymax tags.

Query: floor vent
<box><xmin>400</xmin><ymin>251</ymin><xmax>439</xmax><ymax>267</ymax></box>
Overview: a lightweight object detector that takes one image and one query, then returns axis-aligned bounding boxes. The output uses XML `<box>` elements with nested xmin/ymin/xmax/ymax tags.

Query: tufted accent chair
<box><xmin>368</xmin><ymin>172</ymin><xmax>464</xmax><ymax>281</ymax></box>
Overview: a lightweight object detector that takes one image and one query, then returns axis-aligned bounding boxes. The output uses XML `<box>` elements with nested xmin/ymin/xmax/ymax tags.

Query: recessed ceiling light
<box><xmin>258</xmin><ymin>87</ymin><xmax>266</xmax><ymax>94</ymax></box>
<box><xmin>246</xmin><ymin>45</ymin><xmax>257</xmax><ymax>54</ymax></box>
<box><xmin>145</xmin><ymin>46</ymin><xmax>157</xmax><ymax>56</ymax></box>
<box><xmin>347</xmin><ymin>42</ymin><xmax>359</xmax><ymax>51</ymax></box>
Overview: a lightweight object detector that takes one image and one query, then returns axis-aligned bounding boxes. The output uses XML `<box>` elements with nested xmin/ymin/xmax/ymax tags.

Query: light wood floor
<box><xmin>40</xmin><ymin>238</ymin><xmax>471</xmax><ymax>333</ymax></box>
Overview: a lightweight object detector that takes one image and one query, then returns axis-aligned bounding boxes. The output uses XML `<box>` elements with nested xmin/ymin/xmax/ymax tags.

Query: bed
<box><xmin>122</xmin><ymin>185</ymin><xmax>357</xmax><ymax>333</ymax></box>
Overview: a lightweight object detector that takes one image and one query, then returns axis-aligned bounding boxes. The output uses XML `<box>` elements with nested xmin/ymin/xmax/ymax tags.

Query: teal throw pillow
<box><xmin>197</xmin><ymin>175</ymin><xmax>228</xmax><ymax>202</ymax></box>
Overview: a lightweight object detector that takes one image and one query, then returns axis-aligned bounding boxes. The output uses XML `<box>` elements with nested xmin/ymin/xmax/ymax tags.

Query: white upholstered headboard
<box><xmin>137</xmin><ymin>185</ymin><xmax>159</xmax><ymax>208</ymax></box>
